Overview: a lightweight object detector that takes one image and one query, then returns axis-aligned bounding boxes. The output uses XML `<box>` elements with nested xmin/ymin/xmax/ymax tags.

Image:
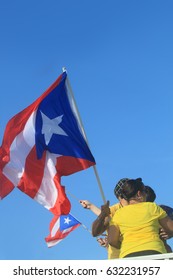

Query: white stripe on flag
<box><xmin>51</xmin><ymin>217</ymin><xmax>60</xmax><ymax>237</ymax></box>
<box><xmin>46</xmin><ymin>239</ymin><xmax>62</xmax><ymax>248</ymax></box>
<box><xmin>34</xmin><ymin>152</ymin><xmax>61</xmax><ymax>210</ymax></box>
<box><xmin>3</xmin><ymin>112</ymin><xmax>36</xmax><ymax>185</ymax></box>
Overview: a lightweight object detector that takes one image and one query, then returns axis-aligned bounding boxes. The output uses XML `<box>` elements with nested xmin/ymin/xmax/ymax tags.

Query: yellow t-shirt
<box><xmin>110</xmin><ymin>202</ymin><xmax>167</xmax><ymax>258</ymax></box>
<box><xmin>108</xmin><ymin>203</ymin><xmax>122</xmax><ymax>259</ymax></box>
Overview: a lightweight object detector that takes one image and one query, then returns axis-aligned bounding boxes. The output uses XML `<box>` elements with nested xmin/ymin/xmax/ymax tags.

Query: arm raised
<box><xmin>92</xmin><ymin>201</ymin><xmax>111</xmax><ymax>237</ymax></box>
<box><xmin>79</xmin><ymin>200</ymin><xmax>101</xmax><ymax>216</ymax></box>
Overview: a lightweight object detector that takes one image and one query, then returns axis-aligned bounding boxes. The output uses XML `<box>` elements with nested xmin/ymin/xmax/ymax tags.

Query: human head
<box><xmin>160</xmin><ymin>205</ymin><xmax>173</xmax><ymax>220</ymax></box>
<box><xmin>117</xmin><ymin>178</ymin><xmax>146</xmax><ymax>202</ymax></box>
<box><xmin>145</xmin><ymin>186</ymin><xmax>156</xmax><ymax>202</ymax></box>
<box><xmin>114</xmin><ymin>178</ymin><xmax>130</xmax><ymax>199</ymax></box>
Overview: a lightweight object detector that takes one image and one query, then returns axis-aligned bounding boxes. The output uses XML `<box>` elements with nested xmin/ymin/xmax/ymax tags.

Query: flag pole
<box><xmin>62</xmin><ymin>67</ymin><xmax>106</xmax><ymax>204</ymax></box>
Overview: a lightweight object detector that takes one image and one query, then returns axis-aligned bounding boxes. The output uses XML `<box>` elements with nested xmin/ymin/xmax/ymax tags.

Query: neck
<box><xmin>128</xmin><ymin>199</ymin><xmax>141</xmax><ymax>205</ymax></box>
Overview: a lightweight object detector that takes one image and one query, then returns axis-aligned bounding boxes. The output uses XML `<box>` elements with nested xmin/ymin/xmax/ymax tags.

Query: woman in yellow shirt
<box><xmin>108</xmin><ymin>178</ymin><xmax>173</xmax><ymax>258</ymax></box>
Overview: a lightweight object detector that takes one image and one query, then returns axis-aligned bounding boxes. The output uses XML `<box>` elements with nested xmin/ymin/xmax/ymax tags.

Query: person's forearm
<box><xmin>79</xmin><ymin>200</ymin><xmax>101</xmax><ymax>216</ymax></box>
<box><xmin>92</xmin><ymin>213</ymin><xmax>110</xmax><ymax>237</ymax></box>
<box><xmin>90</xmin><ymin>204</ymin><xmax>101</xmax><ymax>216</ymax></box>
<box><xmin>108</xmin><ymin>240</ymin><xmax>121</xmax><ymax>249</ymax></box>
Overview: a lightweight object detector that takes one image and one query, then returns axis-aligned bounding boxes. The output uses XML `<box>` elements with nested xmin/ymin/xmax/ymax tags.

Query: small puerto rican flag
<box><xmin>45</xmin><ymin>213</ymin><xmax>81</xmax><ymax>247</ymax></box>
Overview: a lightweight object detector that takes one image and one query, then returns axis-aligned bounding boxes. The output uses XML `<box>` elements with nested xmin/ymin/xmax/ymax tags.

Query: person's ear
<box><xmin>137</xmin><ymin>190</ymin><xmax>142</xmax><ymax>198</ymax></box>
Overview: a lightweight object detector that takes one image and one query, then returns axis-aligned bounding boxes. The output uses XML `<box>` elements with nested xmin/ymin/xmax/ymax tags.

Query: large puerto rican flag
<box><xmin>0</xmin><ymin>71</ymin><xmax>96</xmax><ymax>215</ymax></box>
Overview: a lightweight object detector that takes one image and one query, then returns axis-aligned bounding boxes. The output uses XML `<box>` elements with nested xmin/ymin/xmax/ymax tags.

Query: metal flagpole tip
<box><xmin>62</xmin><ymin>67</ymin><xmax>67</xmax><ymax>73</ymax></box>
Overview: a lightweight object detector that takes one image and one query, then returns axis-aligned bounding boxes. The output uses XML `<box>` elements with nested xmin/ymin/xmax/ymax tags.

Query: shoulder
<box><xmin>140</xmin><ymin>202</ymin><xmax>160</xmax><ymax>211</ymax></box>
<box><xmin>140</xmin><ymin>202</ymin><xmax>157</xmax><ymax>209</ymax></box>
<box><xmin>159</xmin><ymin>204</ymin><xmax>173</xmax><ymax>220</ymax></box>
<box><xmin>146</xmin><ymin>202</ymin><xmax>168</xmax><ymax>218</ymax></box>
<box><xmin>110</xmin><ymin>203</ymin><xmax>121</xmax><ymax>216</ymax></box>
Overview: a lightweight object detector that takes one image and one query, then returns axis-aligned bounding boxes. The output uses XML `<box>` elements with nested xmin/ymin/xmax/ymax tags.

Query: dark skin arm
<box><xmin>159</xmin><ymin>216</ymin><xmax>173</xmax><ymax>237</ymax></box>
<box><xmin>159</xmin><ymin>228</ymin><xmax>170</xmax><ymax>240</ymax></box>
<box><xmin>92</xmin><ymin>201</ymin><xmax>111</xmax><ymax>237</ymax></box>
<box><xmin>107</xmin><ymin>224</ymin><xmax>121</xmax><ymax>249</ymax></box>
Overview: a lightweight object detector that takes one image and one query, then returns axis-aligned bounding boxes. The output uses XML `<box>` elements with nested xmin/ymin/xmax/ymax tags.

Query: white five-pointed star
<box><xmin>41</xmin><ymin>111</ymin><xmax>68</xmax><ymax>145</ymax></box>
<box><xmin>64</xmin><ymin>217</ymin><xmax>71</xmax><ymax>225</ymax></box>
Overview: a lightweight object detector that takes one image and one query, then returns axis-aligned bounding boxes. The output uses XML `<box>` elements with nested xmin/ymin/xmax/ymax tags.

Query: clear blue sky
<box><xmin>0</xmin><ymin>0</ymin><xmax>173</xmax><ymax>260</ymax></box>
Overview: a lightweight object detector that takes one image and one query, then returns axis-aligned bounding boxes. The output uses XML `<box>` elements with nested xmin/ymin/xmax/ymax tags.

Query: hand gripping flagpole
<box><xmin>62</xmin><ymin>67</ymin><xmax>106</xmax><ymax>204</ymax></box>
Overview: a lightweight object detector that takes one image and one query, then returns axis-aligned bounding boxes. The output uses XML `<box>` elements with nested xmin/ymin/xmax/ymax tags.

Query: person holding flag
<box><xmin>80</xmin><ymin>178</ymin><xmax>130</xmax><ymax>259</ymax></box>
<box><xmin>82</xmin><ymin>179</ymin><xmax>172</xmax><ymax>258</ymax></box>
<box><xmin>97</xmin><ymin>178</ymin><xmax>173</xmax><ymax>258</ymax></box>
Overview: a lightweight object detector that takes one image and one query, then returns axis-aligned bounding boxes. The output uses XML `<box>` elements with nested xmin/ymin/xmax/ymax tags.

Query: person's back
<box><xmin>111</xmin><ymin>202</ymin><xmax>167</xmax><ymax>258</ymax></box>
<box><xmin>107</xmin><ymin>178</ymin><xmax>173</xmax><ymax>258</ymax></box>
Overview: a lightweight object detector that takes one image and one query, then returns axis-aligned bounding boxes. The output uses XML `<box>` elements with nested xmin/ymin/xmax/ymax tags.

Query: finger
<box><xmin>79</xmin><ymin>201</ymin><xmax>87</xmax><ymax>208</ymax></box>
<box><xmin>106</xmin><ymin>200</ymin><xmax>110</xmax><ymax>207</ymax></box>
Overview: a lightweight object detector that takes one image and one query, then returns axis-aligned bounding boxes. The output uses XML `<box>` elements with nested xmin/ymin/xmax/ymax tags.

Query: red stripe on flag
<box><xmin>49</xmin><ymin>182</ymin><xmax>71</xmax><ymax>215</ymax></box>
<box><xmin>0</xmin><ymin>170</ymin><xmax>14</xmax><ymax>199</ymax></box>
<box><xmin>18</xmin><ymin>146</ymin><xmax>46</xmax><ymax>198</ymax></box>
<box><xmin>17</xmin><ymin>146</ymin><xmax>71</xmax><ymax>215</ymax></box>
<box><xmin>0</xmin><ymin>147</ymin><xmax>14</xmax><ymax>198</ymax></box>
<box><xmin>56</xmin><ymin>156</ymin><xmax>95</xmax><ymax>177</ymax></box>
